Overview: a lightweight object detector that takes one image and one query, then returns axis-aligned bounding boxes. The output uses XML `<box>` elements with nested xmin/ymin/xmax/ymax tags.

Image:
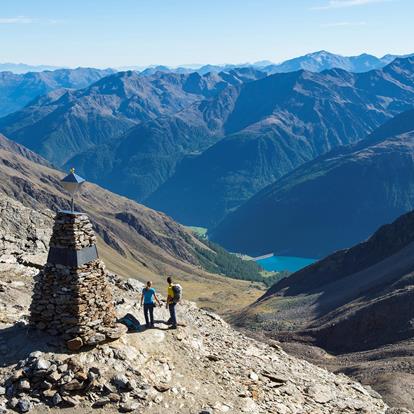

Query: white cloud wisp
<box><xmin>0</xmin><ymin>16</ymin><xmax>33</xmax><ymax>24</ymax></box>
<box><xmin>314</xmin><ymin>0</ymin><xmax>393</xmax><ymax>10</ymax></box>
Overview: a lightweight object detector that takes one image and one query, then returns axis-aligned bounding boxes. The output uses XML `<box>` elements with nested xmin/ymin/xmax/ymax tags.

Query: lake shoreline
<box><xmin>254</xmin><ymin>254</ymin><xmax>317</xmax><ymax>273</ymax></box>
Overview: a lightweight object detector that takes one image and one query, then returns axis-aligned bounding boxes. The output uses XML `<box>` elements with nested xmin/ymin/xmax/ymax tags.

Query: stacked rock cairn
<box><xmin>30</xmin><ymin>211</ymin><xmax>126</xmax><ymax>351</ymax></box>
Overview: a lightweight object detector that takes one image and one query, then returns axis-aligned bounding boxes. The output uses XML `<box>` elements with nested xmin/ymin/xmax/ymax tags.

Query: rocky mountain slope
<box><xmin>211</xmin><ymin>108</ymin><xmax>414</xmax><ymax>258</ymax></box>
<box><xmin>147</xmin><ymin>57</ymin><xmax>414</xmax><ymax>227</ymax></box>
<box><xmin>235</xmin><ymin>209</ymin><xmax>414</xmax><ymax>410</ymax></box>
<box><xmin>0</xmin><ymin>133</ymin><xmax>263</xmax><ymax>314</ymax></box>
<box><xmin>0</xmin><ymin>68</ymin><xmax>266</xmax><ymax>202</ymax></box>
<box><xmin>0</xmin><ymin>68</ymin><xmax>114</xmax><ymax>117</ymax></box>
<box><xmin>0</xmin><ymin>203</ymin><xmax>391</xmax><ymax>413</ymax></box>
<box><xmin>2</xmin><ymin>58</ymin><xmax>414</xmax><ymax>228</ymax></box>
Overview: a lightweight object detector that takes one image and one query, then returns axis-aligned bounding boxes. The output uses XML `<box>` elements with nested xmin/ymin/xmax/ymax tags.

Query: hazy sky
<box><xmin>0</xmin><ymin>0</ymin><xmax>412</xmax><ymax>68</ymax></box>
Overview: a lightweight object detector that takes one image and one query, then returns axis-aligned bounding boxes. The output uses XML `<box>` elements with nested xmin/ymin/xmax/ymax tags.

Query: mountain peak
<box><xmin>307</xmin><ymin>50</ymin><xmax>335</xmax><ymax>57</ymax></box>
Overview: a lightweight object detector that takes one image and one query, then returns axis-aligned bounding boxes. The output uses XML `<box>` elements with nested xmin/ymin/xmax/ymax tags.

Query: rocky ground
<box><xmin>273</xmin><ymin>339</ymin><xmax>414</xmax><ymax>413</ymax></box>
<box><xmin>0</xmin><ymin>268</ymin><xmax>391</xmax><ymax>414</ymax></box>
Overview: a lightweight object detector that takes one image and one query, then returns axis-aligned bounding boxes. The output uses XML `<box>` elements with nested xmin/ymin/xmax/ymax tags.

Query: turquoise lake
<box><xmin>256</xmin><ymin>255</ymin><xmax>317</xmax><ymax>272</ymax></box>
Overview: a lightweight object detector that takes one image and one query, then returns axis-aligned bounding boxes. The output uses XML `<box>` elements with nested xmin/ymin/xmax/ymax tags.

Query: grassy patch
<box><xmin>260</xmin><ymin>270</ymin><xmax>292</xmax><ymax>287</ymax></box>
<box><xmin>195</xmin><ymin>238</ymin><xmax>262</xmax><ymax>281</ymax></box>
<box><xmin>194</xmin><ymin>238</ymin><xmax>292</xmax><ymax>287</ymax></box>
<box><xmin>186</xmin><ymin>226</ymin><xmax>208</xmax><ymax>238</ymax></box>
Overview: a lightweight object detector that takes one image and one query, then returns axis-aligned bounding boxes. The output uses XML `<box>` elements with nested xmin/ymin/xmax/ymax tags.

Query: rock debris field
<box><xmin>0</xmin><ymin>269</ymin><xmax>392</xmax><ymax>414</ymax></box>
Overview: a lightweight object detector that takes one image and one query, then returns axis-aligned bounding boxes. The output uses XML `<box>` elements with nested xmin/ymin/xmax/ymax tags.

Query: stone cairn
<box><xmin>30</xmin><ymin>211</ymin><xmax>126</xmax><ymax>351</ymax></box>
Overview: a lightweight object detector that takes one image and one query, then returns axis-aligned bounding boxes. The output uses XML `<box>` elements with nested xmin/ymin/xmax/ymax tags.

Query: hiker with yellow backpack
<box><xmin>166</xmin><ymin>276</ymin><xmax>182</xmax><ymax>329</ymax></box>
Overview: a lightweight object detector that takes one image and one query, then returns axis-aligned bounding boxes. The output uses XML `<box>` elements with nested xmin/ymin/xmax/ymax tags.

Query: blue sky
<box><xmin>0</xmin><ymin>0</ymin><xmax>412</xmax><ymax>68</ymax></box>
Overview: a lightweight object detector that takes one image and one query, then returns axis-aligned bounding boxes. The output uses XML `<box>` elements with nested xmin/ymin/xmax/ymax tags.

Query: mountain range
<box><xmin>1</xmin><ymin>50</ymin><xmax>412</xmax><ymax>118</ymax></box>
<box><xmin>261</xmin><ymin>50</ymin><xmax>413</xmax><ymax>74</ymax></box>
<box><xmin>212</xmin><ymin>108</ymin><xmax>414</xmax><ymax>258</ymax></box>
<box><xmin>135</xmin><ymin>51</ymin><xmax>390</xmax><ymax>76</ymax></box>
<box><xmin>0</xmin><ymin>62</ymin><xmax>62</xmax><ymax>74</ymax></box>
<box><xmin>136</xmin><ymin>50</ymin><xmax>414</xmax><ymax>75</ymax></box>
<box><xmin>3</xmin><ymin>50</ymin><xmax>411</xmax><ymax>76</ymax></box>
<box><xmin>148</xmin><ymin>57</ymin><xmax>414</xmax><ymax>227</ymax></box>
<box><xmin>235</xmin><ymin>207</ymin><xmax>414</xmax><ymax>410</ymax></box>
<box><xmin>0</xmin><ymin>68</ymin><xmax>266</xmax><ymax>199</ymax></box>
<box><xmin>1</xmin><ymin>56</ymin><xmax>414</xmax><ymax>232</ymax></box>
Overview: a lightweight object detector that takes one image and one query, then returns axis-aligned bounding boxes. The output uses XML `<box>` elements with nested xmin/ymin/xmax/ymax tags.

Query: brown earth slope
<box><xmin>0</xmin><ymin>133</ymin><xmax>263</xmax><ymax>314</ymax></box>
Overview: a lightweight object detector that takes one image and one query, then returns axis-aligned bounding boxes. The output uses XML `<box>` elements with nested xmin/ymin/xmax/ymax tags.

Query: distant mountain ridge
<box><xmin>0</xmin><ymin>67</ymin><xmax>114</xmax><ymax>117</ymax></box>
<box><xmin>211</xmin><ymin>108</ymin><xmax>414</xmax><ymax>257</ymax></box>
<box><xmin>261</xmin><ymin>50</ymin><xmax>413</xmax><ymax>74</ymax></box>
<box><xmin>0</xmin><ymin>62</ymin><xmax>62</xmax><ymax>73</ymax></box>
<box><xmin>3</xmin><ymin>50</ymin><xmax>412</xmax><ymax>77</ymax></box>
<box><xmin>123</xmin><ymin>50</ymin><xmax>414</xmax><ymax>76</ymax></box>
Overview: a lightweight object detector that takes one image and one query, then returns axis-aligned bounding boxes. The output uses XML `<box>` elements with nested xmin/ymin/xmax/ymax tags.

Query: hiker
<box><xmin>166</xmin><ymin>276</ymin><xmax>182</xmax><ymax>329</ymax></box>
<box><xmin>140</xmin><ymin>281</ymin><xmax>161</xmax><ymax>329</ymax></box>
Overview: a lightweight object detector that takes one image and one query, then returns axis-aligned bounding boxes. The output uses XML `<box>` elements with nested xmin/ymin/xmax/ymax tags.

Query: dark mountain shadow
<box><xmin>310</xmin><ymin>241</ymin><xmax>414</xmax><ymax>317</ymax></box>
<box><xmin>250</xmin><ymin>207</ymin><xmax>414</xmax><ymax>354</ymax></box>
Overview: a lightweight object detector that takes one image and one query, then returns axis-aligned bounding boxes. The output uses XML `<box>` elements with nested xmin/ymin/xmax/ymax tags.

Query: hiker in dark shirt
<box><xmin>140</xmin><ymin>281</ymin><xmax>161</xmax><ymax>329</ymax></box>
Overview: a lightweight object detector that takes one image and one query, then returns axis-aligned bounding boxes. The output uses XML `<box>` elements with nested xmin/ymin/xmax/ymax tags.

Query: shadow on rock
<box><xmin>0</xmin><ymin>323</ymin><xmax>69</xmax><ymax>367</ymax></box>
